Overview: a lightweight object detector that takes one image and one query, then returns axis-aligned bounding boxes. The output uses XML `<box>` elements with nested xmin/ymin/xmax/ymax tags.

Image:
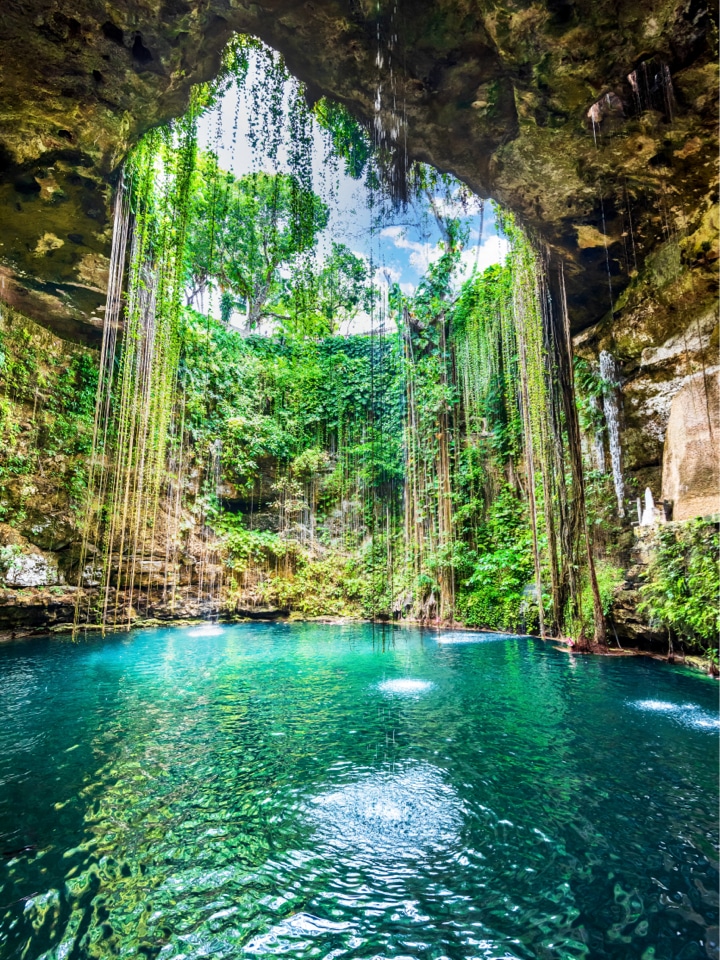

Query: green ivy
<box><xmin>638</xmin><ymin>520</ymin><xmax>720</xmax><ymax>653</ymax></box>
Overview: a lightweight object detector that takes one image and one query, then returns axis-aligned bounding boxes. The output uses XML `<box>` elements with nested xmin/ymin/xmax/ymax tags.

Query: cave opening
<box><xmin>0</xmin><ymin>0</ymin><xmax>715</xmax><ymax>651</ymax></box>
<box><xmin>63</xmin><ymin>33</ymin><xmax>621</xmax><ymax>646</ymax></box>
<box><xmin>0</xmin><ymin>17</ymin><xmax>716</xmax><ymax>652</ymax></box>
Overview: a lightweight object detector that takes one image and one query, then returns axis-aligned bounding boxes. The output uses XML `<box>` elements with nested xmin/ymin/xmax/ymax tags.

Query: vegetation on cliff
<box><xmin>0</xmin><ymin>34</ymin><xmax>716</xmax><ymax>661</ymax></box>
<box><xmin>638</xmin><ymin>520</ymin><xmax>720</xmax><ymax>657</ymax></box>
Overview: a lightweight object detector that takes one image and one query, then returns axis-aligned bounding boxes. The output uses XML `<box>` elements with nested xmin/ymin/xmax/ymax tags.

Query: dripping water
<box><xmin>599</xmin><ymin>350</ymin><xmax>625</xmax><ymax>517</ymax></box>
<box><xmin>589</xmin><ymin>393</ymin><xmax>607</xmax><ymax>473</ymax></box>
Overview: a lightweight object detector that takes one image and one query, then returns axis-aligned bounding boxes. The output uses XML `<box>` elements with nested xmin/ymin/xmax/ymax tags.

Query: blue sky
<box><xmin>195</xmin><ymin>54</ymin><xmax>508</xmax><ymax>332</ymax></box>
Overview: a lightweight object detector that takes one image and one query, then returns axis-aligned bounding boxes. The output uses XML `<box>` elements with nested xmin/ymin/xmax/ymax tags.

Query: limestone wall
<box><xmin>661</xmin><ymin>370</ymin><xmax>720</xmax><ymax>521</ymax></box>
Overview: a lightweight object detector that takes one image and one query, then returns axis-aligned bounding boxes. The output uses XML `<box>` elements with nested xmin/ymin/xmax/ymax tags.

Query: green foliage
<box><xmin>574</xmin><ymin>560</ymin><xmax>624</xmax><ymax>638</ymax></box>
<box><xmin>223</xmin><ymin>413</ymin><xmax>294</xmax><ymax>489</ymax></box>
<box><xmin>389</xmin><ymin>217</ymin><xmax>466</xmax><ymax>329</ymax></box>
<box><xmin>0</xmin><ymin>543</ymin><xmax>23</xmax><ymax>576</ymax></box>
<box><xmin>59</xmin><ymin>40</ymin><xmax>621</xmax><ymax>641</ymax></box>
<box><xmin>218</xmin><ymin>515</ymin><xmax>287</xmax><ymax>573</ymax></box>
<box><xmin>0</xmin><ymin>310</ymin><xmax>98</xmax><ymax>509</ymax></box>
<box><xmin>574</xmin><ymin>356</ymin><xmax>608</xmax><ymax>438</ymax></box>
<box><xmin>258</xmin><ymin>553</ymin><xmax>364</xmax><ymax>618</ymax></box>
<box><xmin>283</xmin><ymin>243</ymin><xmax>375</xmax><ymax>336</ymax></box>
<box><xmin>180</xmin><ymin>310</ymin><xmax>405</xmax><ymax>495</ymax></box>
<box><xmin>452</xmin><ymin>262</ymin><xmax>520</xmax><ymax>458</ymax></box>
<box><xmin>638</xmin><ymin>520</ymin><xmax>720</xmax><ymax>653</ymax></box>
<box><xmin>185</xmin><ymin>159</ymin><xmax>329</xmax><ymax>329</ymax></box>
<box><xmin>313</xmin><ymin>98</ymin><xmax>371</xmax><ymax>180</ymax></box>
<box><xmin>455</xmin><ymin>487</ymin><xmax>537</xmax><ymax>632</ymax></box>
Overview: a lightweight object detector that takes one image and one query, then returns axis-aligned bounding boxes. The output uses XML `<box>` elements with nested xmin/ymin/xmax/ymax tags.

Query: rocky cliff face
<box><xmin>0</xmin><ymin>307</ymin><xmax>225</xmax><ymax>637</ymax></box>
<box><xmin>661</xmin><ymin>369</ymin><xmax>719</xmax><ymax>520</ymax></box>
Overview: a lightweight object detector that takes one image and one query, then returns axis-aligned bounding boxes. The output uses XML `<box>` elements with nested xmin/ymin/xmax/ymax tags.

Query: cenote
<box><xmin>0</xmin><ymin>623</ymin><xmax>718</xmax><ymax>960</ymax></box>
<box><xmin>0</xmin><ymin>5</ymin><xmax>719</xmax><ymax>959</ymax></box>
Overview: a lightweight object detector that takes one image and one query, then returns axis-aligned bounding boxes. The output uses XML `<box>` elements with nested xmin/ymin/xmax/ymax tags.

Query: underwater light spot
<box><xmin>308</xmin><ymin>762</ymin><xmax>462</xmax><ymax>860</ymax></box>
<box><xmin>378</xmin><ymin>678</ymin><xmax>434</xmax><ymax>695</ymax></box>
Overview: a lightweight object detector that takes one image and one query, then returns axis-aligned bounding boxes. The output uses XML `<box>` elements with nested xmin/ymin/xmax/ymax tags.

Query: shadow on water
<box><xmin>0</xmin><ymin>623</ymin><xmax>717</xmax><ymax>960</ymax></box>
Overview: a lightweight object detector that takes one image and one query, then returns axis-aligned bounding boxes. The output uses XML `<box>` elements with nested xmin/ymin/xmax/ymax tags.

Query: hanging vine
<box><xmin>69</xmin><ymin>31</ymin><xmax>611</xmax><ymax>647</ymax></box>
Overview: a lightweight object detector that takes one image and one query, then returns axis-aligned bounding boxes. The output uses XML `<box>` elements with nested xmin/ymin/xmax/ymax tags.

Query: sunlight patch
<box><xmin>308</xmin><ymin>762</ymin><xmax>462</xmax><ymax>860</ymax></box>
<box><xmin>631</xmin><ymin>699</ymin><xmax>720</xmax><ymax>731</ymax></box>
<box><xmin>634</xmin><ymin>699</ymin><xmax>676</xmax><ymax>712</ymax></box>
<box><xmin>437</xmin><ymin>632</ymin><xmax>508</xmax><ymax>645</ymax></box>
<box><xmin>377</xmin><ymin>678</ymin><xmax>434</xmax><ymax>695</ymax></box>
<box><xmin>244</xmin><ymin>913</ymin><xmax>358</xmax><ymax>955</ymax></box>
<box><xmin>187</xmin><ymin>623</ymin><xmax>225</xmax><ymax>637</ymax></box>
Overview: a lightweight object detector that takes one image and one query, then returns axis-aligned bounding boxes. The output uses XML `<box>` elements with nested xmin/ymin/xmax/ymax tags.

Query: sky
<box><xmin>195</xmin><ymin>54</ymin><xmax>509</xmax><ymax>333</ymax></box>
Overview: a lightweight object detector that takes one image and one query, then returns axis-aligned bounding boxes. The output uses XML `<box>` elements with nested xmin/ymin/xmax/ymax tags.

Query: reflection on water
<box><xmin>187</xmin><ymin>622</ymin><xmax>226</xmax><ymax>637</ymax></box>
<box><xmin>245</xmin><ymin>913</ymin><xmax>358</xmax><ymax>956</ymax></box>
<box><xmin>0</xmin><ymin>623</ymin><xmax>717</xmax><ymax>960</ymax></box>
<box><xmin>377</xmin><ymin>678</ymin><xmax>435</xmax><ymax>695</ymax></box>
<box><xmin>631</xmin><ymin>698</ymin><xmax>720</xmax><ymax>730</ymax></box>
<box><xmin>436</xmin><ymin>631</ymin><xmax>509</xmax><ymax>644</ymax></box>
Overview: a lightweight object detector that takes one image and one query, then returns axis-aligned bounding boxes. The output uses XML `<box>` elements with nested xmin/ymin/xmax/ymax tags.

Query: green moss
<box><xmin>0</xmin><ymin>306</ymin><xmax>98</xmax><ymax>514</ymax></box>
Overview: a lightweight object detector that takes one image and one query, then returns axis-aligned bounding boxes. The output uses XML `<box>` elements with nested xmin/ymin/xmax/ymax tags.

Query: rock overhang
<box><xmin>0</xmin><ymin>0</ymin><xmax>716</xmax><ymax>343</ymax></box>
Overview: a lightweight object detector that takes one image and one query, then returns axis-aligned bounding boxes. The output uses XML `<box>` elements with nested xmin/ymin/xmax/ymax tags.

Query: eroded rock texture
<box><xmin>0</xmin><ymin>0</ymin><xmax>716</xmax><ymax>341</ymax></box>
<box><xmin>661</xmin><ymin>369</ymin><xmax>719</xmax><ymax>520</ymax></box>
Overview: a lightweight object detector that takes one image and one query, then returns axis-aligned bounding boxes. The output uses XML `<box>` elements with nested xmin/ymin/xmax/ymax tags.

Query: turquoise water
<box><xmin>0</xmin><ymin>623</ymin><xmax>717</xmax><ymax>960</ymax></box>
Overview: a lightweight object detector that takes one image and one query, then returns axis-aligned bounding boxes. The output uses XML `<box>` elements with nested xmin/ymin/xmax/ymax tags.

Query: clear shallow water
<box><xmin>0</xmin><ymin>624</ymin><xmax>717</xmax><ymax>960</ymax></box>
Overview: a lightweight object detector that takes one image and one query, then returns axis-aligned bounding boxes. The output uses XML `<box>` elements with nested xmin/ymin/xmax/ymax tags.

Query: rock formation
<box><xmin>0</xmin><ymin>0</ymin><xmax>717</xmax><ymax>641</ymax></box>
<box><xmin>661</xmin><ymin>369</ymin><xmax>720</xmax><ymax>520</ymax></box>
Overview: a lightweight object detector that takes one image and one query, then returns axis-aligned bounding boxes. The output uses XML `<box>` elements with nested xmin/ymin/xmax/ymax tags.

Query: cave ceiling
<box><xmin>0</xmin><ymin>0</ymin><xmax>716</xmax><ymax>343</ymax></box>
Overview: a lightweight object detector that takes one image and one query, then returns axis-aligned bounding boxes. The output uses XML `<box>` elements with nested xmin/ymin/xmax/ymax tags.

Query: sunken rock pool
<box><xmin>0</xmin><ymin>624</ymin><xmax>717</xmax><ymax>960</ymax></box>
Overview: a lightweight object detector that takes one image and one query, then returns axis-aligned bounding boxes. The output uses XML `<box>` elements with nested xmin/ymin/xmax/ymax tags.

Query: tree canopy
<box><xmin>185</xmin><ymin>157</ymin><xmax>329</xmax><ymax>330</ymax></box>
<box><xmin>184</xmin><ymin>155</ymin><xmax>377</xmax><ymax>335</ymax></box>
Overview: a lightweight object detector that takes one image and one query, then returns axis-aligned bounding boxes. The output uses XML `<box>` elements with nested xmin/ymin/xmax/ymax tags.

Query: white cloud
<box><xmin>380</xmin><ymin>224</ymin><xmax>507</xmax><ymax>285</ymax></box>
<box><xmin>456</xmin><ymin>235</ymin><xmax>510</xmax><ymax>285</ymax></box>
<box><xmin>379</xmin><ymin>225</ymin><xmax>405</xmax><ymax>242</ymax></box>
<box><xmin>375</xmin><ymin>265</ymin><xmax>402</xmax><ymax>286</ymax></box>
<box><xmin>340</xmin><ymin>309</ymin><xmax>385</xmax><ymax>335</ymax></box>
<box><xmin>380</xmin><ymin>225</ymin><xmax>444</xmax><ymax>274</ymax></box>
<box><xmin>409</xmin><ymin>246</ymin><xmax>443</xmax><ymax>273</ymax></box>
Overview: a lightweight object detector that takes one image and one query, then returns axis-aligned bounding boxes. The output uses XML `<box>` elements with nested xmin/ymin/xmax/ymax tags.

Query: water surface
<box><xmin>0</xmin><ymin>623</ymin><xmax>717</xmax><ymax>959</ymax></box>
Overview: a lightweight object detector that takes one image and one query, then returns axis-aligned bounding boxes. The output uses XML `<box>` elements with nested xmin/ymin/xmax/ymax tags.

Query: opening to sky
<box><xmin>195</xmin><ymin>45</ymin><xmax>509</xmax><ymax>334</ymax></box>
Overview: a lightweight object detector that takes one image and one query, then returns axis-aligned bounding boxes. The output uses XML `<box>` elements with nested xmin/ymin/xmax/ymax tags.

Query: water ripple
<box><xmin>0</xmin><ymin>623</ymin><xmax>716</xmax><ymax>960</ymax></box>
<box><xmin>307</xmin><ymin>762</ymin><xmax>462</xmax><ymax>862</ymax></box>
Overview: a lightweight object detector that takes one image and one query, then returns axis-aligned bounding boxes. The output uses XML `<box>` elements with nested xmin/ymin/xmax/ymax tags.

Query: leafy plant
<box><xmin>638</xmin><ymin>520</ymin><xmax>720</xmax><ymax>653</ymax></box>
